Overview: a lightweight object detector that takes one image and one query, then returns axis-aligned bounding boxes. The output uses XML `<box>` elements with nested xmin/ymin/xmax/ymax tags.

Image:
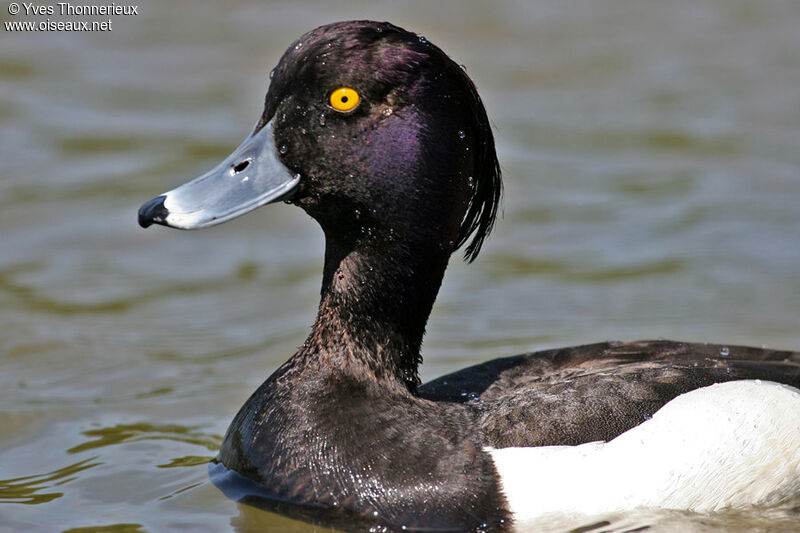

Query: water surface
<box><xmin>1</xmin><ymin>1</ymin><xmax>799</xmax><ymax>531</ymax></box>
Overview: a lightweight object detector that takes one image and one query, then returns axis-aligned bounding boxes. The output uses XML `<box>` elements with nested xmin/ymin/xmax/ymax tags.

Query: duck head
<box><xmin>138</xmin><ymin>21</ymin><xmax>502</xmax><ymax>390</ymax></box>
<box><xmin>139</xmin><ymin>20</ymin><xmax>500</xmax><ymax>262</ymax></box>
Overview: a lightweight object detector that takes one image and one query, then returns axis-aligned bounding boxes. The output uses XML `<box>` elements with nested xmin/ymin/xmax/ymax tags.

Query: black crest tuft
<box><xmin>406</xmin><ymin>24</ymin><xmax>502</xmax><ymax>263</ymax></box>
<box><xmin>452</xmin><ymin>64</ymin><xmax>502</xmax><ymax>262</ymax></box>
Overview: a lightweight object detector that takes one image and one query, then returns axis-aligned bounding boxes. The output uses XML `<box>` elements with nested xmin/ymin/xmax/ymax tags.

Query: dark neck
<box><xmin>296</xmin><ymin>232</ymin><xmax>450</xmax><ymax>393</ymax></box>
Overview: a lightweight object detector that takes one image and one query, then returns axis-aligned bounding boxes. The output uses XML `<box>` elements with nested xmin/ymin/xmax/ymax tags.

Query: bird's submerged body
<box><xmin>211</xmin><ymin>338</ymin><xmax>800</xmax><ymax>529</ymax></box>
<box><xmin>138</xmin><ymin>20</ymin><xmax>800</xmax><ymax>532</ymax></box>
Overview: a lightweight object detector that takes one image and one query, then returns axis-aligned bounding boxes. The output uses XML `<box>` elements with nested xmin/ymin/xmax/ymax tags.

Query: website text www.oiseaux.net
<box><xmin>5</xmin><ymin>2</ymin><xmax>139</xmax><ymax>32</ymax></box>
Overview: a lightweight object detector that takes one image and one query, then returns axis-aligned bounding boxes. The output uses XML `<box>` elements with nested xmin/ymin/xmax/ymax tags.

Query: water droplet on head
<box><xmin>418</xmin><ymin>35</ymin><xmax>427</xmax><ymax>44</ymax></box>
<box><xmin>279</xmin><ymin>144</ymin><xmax>288</xmax><ymax>155</ymax></box>
<box><xmin>295</xmin><ymin>42</ymin><xmax>303</xmax><ymax>50</ymax></box>
<box><xmin>269</xmin><ymin>69</ymin><xmax>275</xmax><ymax>80</ymax></box>
<box><xmin>319</xmin><ymin>113</ymin><xmax>326</xmax><ymax>127</ymax></box>
<box><xmin>720</xmin><ymin>346</ymin><xmax>730</xmax><ymax>357</ymax></box>
<box><xmin>457</xmin><ymin>130</ymin><xmax>466</xmax><ymax>139</ymax></box>
<box><xmin>381</xmin><ymin>107</ymin><xmax>393</xmax><ymax>117</ymax></box>
<box><xmin>467</xmin><ymin>176</ymin><xmax>474</xmax><ymax>188</ymax></box>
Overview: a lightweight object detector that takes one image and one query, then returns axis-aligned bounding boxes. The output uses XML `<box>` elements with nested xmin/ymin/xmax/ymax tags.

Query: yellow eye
<box><xmin>329</xmin><ymin>87</ymin><xmax>360</xmax><ymax>112</ymax></box>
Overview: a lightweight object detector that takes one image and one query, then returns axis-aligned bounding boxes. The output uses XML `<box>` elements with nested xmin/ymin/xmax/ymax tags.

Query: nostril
<box><xmin>233</xmin><ymin>159</ymin><xmax>251</xmax><ymax>173</ymax></box>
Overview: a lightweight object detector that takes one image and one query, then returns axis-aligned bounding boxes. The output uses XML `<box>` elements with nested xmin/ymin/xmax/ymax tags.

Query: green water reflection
<box><xmin>0</xmin><ymin>458</ymin><xmax>101</xmax><ymax>504</ymax></box>
<box><xmin>67</xmin><ymin>423</ymin><xmax>222</xmax><ymax>454</ymax></box>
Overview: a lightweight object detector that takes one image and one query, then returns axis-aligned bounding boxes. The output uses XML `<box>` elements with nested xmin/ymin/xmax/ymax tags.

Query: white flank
<box><xmin>488</xmin><ymin>380</ymin><xmax>800</xmax><ymax>524</ymax></box>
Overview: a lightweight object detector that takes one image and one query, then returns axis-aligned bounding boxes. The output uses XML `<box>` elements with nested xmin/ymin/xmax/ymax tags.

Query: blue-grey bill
<box><xmin>138</xmin><ymin>120</ymin><xmax>299</xmax><ymax>229</ymax></box>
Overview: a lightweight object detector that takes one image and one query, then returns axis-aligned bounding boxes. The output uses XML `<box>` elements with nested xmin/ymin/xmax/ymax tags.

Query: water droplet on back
<box><xmin>269</xmin><ymin>69</ymin><xmax>275</xmax><ymax>80</ymax></box>
<box><xmin>418</xmin><ymin>35</ymin><xmax>427</xmax><ymax>44</ymax></box>
<box><xmin>457</xmin><ymin>130</ymin><xmax>466</xmax><ymax>139</ymax></box>
<box><xmin>279</xmin><ymin>145</ymin><xmax>288</xmax><ymax>155</ymax></box>
<box><xmin>295</xmin><ymin>42</ymin><xmax>303</xmax><ymax>50</ymax></box>
<box><xmin>720</xmin><ymin>346</ymin><xmax>730</xmax><ymax>357</ymax></box>
<box><xmin>381</xmin><ymin>107</ymin><xmax>393</xmax><ymax>117</ymax></box>
<box><xmin>319</xmin><ymin>113</ymin><xmax>326</xmax><ymax>127</ymax></box>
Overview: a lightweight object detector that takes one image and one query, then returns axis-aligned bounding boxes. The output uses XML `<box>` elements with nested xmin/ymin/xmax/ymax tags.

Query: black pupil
<box><xmin>341</xmin><ymin>96</ymin><xmax>348</xmax><ymax>103</ymax></box>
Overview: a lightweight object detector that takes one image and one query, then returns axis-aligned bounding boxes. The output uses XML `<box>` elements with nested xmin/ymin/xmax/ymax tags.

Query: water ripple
<box><xmin>0</xmin><ymin>457</ymin><xmax>101</xmax><ymax>504</ymax></box>
<box><xmin>67</xmin><ymin>423</ymin><xmax>222</xmax><ymax>454</ymax></box>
